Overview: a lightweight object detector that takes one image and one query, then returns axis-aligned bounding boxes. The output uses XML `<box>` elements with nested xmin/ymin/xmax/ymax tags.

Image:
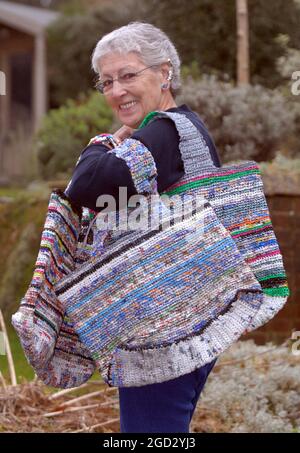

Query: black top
<box><xmin>65</xmin><ymin>104</ymin><xmax>221</xmax><ymax>212</ymax></box>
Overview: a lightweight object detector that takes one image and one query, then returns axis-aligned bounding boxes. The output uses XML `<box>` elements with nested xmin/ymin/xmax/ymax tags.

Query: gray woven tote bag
<box><xmin>151</xmin><ymin>111</ymin><xmax>289</xmax><ymax>331</ymax></box>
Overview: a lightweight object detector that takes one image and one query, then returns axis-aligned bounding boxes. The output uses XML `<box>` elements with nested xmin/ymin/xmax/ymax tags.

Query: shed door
<box><xmin>10</xmin><ymin>52</ymin><xmax>32</xmax><ymax>130</ymax></box>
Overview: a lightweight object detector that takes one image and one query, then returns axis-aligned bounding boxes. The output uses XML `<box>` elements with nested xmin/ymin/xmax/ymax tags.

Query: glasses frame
<box><xmin>95</xmin><ymin>64</ymin><xmax>159</xmax><ymax>94</ymax></box>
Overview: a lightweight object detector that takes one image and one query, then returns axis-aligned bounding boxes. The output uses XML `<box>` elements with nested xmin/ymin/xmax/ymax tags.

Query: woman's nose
<box><xmin>111</xmin><ymin>79</ymin><xmax>127</xmax><ymax>98</ymax></box>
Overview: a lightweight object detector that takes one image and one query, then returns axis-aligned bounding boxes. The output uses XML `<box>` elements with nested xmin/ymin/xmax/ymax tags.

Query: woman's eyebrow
<box><xmin>101</xmin><ymin>66</ymin><xmax>137</xmax><ymax>78</ymax></box>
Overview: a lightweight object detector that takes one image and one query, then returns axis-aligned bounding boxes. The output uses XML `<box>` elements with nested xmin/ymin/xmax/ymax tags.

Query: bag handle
<box><xmin>107</xmin><ymin>138</ymin><xmax>158</xmax><ymax>195</ymax></box>
<box><xmin>142</xmin><ymin>111</ymin><xmax>218</xmax><ymax>178</ymax></box>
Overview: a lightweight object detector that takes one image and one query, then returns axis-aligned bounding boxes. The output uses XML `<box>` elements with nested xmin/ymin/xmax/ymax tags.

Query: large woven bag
<box><xmin>148</xmin><ymin>111</ymin><xmax>290</xmax><ymax>331</ymax></box>
<box><xmin>11</xmin><ymin>190</ymin><xmax>97</xmax><ymax>388</ymax></box>
<box><xmin>55</xmin><ymin>137</ymin><xmax>264</xmax><ymax>388</ymax></box>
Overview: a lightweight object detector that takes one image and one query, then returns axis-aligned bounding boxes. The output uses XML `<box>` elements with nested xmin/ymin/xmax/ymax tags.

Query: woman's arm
<box><xmin>66</xmin><ymin>116</ymin><xmax>207</xmax><ymax>211</ymax></box>
<box><xmin>65</xmin><ymin>143</ymin><xmax>138</xmax><ymax>212</ymax></box>
<box><xmin>65</xmin><ymin>120</ymin><xmax>185</xmax><ymax>211</ymax></box>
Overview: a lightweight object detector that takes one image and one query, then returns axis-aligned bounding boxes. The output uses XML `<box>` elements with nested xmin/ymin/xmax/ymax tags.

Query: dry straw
<box><xmin>0</xmin><ymin>333</ymin><xmax>298</xmax><ymax>433</ymax></box>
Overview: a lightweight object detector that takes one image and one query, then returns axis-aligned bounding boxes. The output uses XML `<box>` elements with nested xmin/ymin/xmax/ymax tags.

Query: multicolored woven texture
<box><xmin>13</xmin><ymin>111</ymin><xmax>289</xmax><ymax>389</ymax></box>
<box><xmin>12</xmin><ymin>190</ymin><xmax>96</xmax><ymax>388</ymax></box>
<box><xmin>55</xmin><ymin>138</ymin><xmax>265</xmax><ymax>387</ymax></box>
<box><xmin>154</xmin><ymin>111</ymin><xmax>289</xmax><ymax>332</ymax></box>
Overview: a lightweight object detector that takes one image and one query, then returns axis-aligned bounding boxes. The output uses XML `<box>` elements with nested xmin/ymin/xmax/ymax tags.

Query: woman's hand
<box><xmin>113</xmin><ymin>125</ymin><xmax>135</xmax><ymax>145</ymax></box>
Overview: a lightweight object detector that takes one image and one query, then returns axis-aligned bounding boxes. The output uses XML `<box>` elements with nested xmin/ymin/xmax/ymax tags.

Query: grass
<box><xmin>0</xmin><ymin>186</ymin><xmax>47</xmax><ymax>383</ymax></box>
<box><xmin>0</xmin><ymin>324</ymin><xmax>35</xmax><ymax>383</ymax></box>
<box><xmin>0</xmin><ymin>187</ymin><xmax>26</xmax><ymax>199</ymax></box>
<box><xmin>0</xmin><ymin>322</ymin><xmax>101</xmax><ymax>388</ymax></box>
<box><xmin>0</xmin><ymin>186</ymin><xmax>23</xmax><ymax>199</ymax></box>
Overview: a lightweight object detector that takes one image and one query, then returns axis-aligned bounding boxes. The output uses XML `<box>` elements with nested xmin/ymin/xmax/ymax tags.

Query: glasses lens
<box><xmin>95</xmin><ymin>82</ymin><xmax>103</xmax><ymax>94</ymax></box>
<box><xmin>96</xmin><ymin>67</ymin><xmax>153</xmax><ymax>94</ymax></box>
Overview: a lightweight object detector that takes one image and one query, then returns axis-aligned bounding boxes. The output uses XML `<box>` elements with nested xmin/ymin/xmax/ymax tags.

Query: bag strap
<box><xmin>143</xmin><ymin>111</ymin><xmax>218</xmax><ymax>178</ymax></box>
<box><xmin>107</xmin><ymin>138</ymin><xmax>158</xmax><ymax>195</ymax></box>
<box><xmin>65</xmin><ymin>136</ymin><xmax>159</xmax><ymax>247</ymax></box>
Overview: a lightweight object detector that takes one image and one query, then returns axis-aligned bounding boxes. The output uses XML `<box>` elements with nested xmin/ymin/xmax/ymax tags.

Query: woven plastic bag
<box><xmin>11</xmin><ymin>190</ymin><xmax>98</xmax><ymax>388</ymax></box>
<box><xmin>55</xmin><ymin>138</ymin><xmax>264</xmax><ymax>387</ymax></box>
<box><xmin>151</xmin><ymin>111</ymin><xmax>290</xmax><ymax>332</ymax></box>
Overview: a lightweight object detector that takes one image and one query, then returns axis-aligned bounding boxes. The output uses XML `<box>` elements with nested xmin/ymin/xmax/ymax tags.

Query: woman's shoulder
<box><xmin>131</xmin><ymin>104</ymin><xmax>201</xmax><ymax>143</ymax></box>
<box><xmin>131</xmin><ymin>114</ymin><xmax>180</xmax><ymax>148</ymax></box>
<box><xmin>130</xmin><ymin>107</ymin><xmax>186</xmax><ymax>192</ymax></box>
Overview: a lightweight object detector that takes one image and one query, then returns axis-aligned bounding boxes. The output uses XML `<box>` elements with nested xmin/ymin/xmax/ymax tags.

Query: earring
<box><xmin>167</xmin><ymin>69</ymin><xmax>173</xmax><ymax>81</ymax></box>
<box><xmin>161</xmin><ymin>62</ymin><xmax>173</xmax><ymax>90</ymax></box>
<box><xmin>161</xmin><ymin>82</ymin><xmax>169</xmax><ymax>90</ymax></box>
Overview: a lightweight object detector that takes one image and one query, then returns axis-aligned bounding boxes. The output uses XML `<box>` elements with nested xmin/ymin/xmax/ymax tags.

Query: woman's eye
<box><xmin>103</xmin><ymin>80</ymin><xmax>113</xmax><ymax>88</ymax></box>
<box><xmin>121</xmin><ymin>72</ymin><xmax>136</xmax><ymax>81</ymax></box>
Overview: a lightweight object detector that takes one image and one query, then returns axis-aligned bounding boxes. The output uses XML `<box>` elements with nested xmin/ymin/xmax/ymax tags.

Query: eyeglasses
<box><xmin>96</xmin><ymin>65</ymin><xmax>158</xmax><ymax>94</ymax></box>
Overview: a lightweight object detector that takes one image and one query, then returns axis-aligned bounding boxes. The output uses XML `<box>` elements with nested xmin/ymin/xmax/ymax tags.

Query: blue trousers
<box><xmin>118</xmin><ymin>358</ymin><xmax>217</xmax><ymax>433</ymax></box>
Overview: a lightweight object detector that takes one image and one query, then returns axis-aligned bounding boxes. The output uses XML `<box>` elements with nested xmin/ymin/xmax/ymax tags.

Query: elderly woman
<box><xmin>66</xmin><ymin>22</ymin><xmax>221</xmax><ymax>434</ymax></box>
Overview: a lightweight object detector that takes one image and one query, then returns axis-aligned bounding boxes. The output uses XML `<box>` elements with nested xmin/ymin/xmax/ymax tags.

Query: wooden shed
<box><xmin>0</xmin><ymin>1</ymin><xmax>59</xmax><ymax>137</ymax></box>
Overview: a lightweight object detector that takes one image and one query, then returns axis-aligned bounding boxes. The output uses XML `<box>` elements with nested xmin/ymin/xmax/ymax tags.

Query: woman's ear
<box><xmin>160</xmin><ymin>62</ymin><xmax>172</xmax><ymax>82</ymax></box>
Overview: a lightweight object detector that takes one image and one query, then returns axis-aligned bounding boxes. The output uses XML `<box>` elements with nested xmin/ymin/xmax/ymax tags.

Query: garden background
<box><xmin>0</xmin><ymin>0</ymin><xmax>299</xmax><ymax>433</ymax></box>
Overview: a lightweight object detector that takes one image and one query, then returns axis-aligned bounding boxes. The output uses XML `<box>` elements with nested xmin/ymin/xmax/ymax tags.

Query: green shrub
<box><xmin>142</xmin><ymin>0</ymin><xmax>300</xmax><ymax>90</ymax></box>
<box><xmin>36</xmin><ymin>92</ymin><xmax>113</xmax><ymax>179</ymax></box>
<box><xmin>47</xmin><ymin>1</ymin><xmax>137</xmax><ymax>106</ymax></box>
<box><xmin>179</xmin><ymin>76</ymin><xmax>296</xmax><ymax>162</ymax></box>
<box><xmin>259</xmin><ymin>152</ymin><xmax>300</xmax><ymax>195</ymax></box>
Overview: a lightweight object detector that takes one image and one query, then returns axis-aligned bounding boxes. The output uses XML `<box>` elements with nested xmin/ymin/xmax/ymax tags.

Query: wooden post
<box><xmin>0</xmin><ymin>52</ymin><xmax>10</xmax><ymax>133</ymax></box>
<box><xmin>0</xmin><ymin>52</ymin><xmax>10</xmax><ymax>177</ymax></box>
<box><xmin>0</xmin><ymin>309</ymin><xmax>17</xmax><ymax>386</ymax></box>
<box><xmin>33</xmin><ymin>32</ymin><xmax>47</xmax><ymax>133</ymax></box>
<box><xmin>236</xmin><ymin>0</ymin><xmax>250</xmax><ymax>85</ymax></box>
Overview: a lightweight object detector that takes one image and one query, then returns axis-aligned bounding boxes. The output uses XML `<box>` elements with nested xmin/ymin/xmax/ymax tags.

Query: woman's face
<box><xmin>98</xmin><ymin>52</ymin><xmax>175</xmax><ymax>129</ymax></box>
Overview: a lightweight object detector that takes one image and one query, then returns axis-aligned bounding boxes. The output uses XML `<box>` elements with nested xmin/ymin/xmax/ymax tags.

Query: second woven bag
<box><xmin>148</xmin><ymin>111</ymin><xmax>290</xmax><ymax>333</ymax></box>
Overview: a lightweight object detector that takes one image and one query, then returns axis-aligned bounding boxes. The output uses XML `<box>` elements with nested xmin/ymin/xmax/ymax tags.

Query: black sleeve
<box><xmin>65</xmin><ymin>115</ymin><xmax>220</xmax><ymax>212</ymax></box>
<box><xmin>131</xmin><ymin>118</ymin><xmax>185</xmax><ymax>193</ymax></box>
<box><xmin>65</xmin><ymin>144</ymin><xmax>138</xmax><ymax>212</ymax></box>
<box><xmin>65</xmin><ymin>120</ymin><xmax>185</xmax><ymax>211</ymax></box>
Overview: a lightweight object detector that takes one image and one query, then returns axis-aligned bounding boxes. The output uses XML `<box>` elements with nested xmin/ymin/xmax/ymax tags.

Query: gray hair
<box><xmin>91</xmin><ymin>22</ymin><xmax>181</xmax><ymax>96</ymax></box>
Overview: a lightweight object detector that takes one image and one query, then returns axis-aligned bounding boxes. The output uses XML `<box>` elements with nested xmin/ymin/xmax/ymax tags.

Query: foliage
<box><xmin>47</xmin><ymin>0</ymin><xmax>137</xmax><ymax>106</ymax></box>
<box><xmin>276</xmin><ymin>35</ymin><xmax>300</xmax><ymax>80</ymax></box>
<box><xmin>259</xmin><ymin>153</ymin><xmax>300</xmax><ymax>195</ymax></box>
<box><xmin>179</xmin><ymin>76</ymin><xmax>296</xmax><ymax>162</ymax></box>
<box><xmin>36</xmin><ymin>92</ymin><xmax>113</xmax><ymax>179</ymax></box>
<box><xmin>9</xmin><ymin>0</ymin><xmax>90</xmax><ymax>12</ymax></box>
<box><xmin>275</xmin><ymin>36</ymin><xmax>300</xmax><ymax>154</ymax></box>
<box><xmin>192</xmin><ymin>340</ymin><xmax>300</xmax><ymax>433</ymax></box>
<box><xmin>248</xmin><ymin>0</ymin><xmax>300</xmax><ymax>87</ymax></box>
<box><xmin>1</xmin><ymin>124</ymin><xmax>39</xmax><ymax>186</ymax></box>
<box><xmin>181</xmin><ymin>61</ymin><xmax>204</xmax><ymax>82</ymax></box>
<box><xmin>0</xmin><ymin>191</ymin><xmax>49</xmax><ymax>320</ymax></box>
<box><xmin>140</xmin><ymin>0</ymin><xmax>300</xmax><ymax>89</ymax></box>
<box><xmin>260</xmin><ymin>152</ymin><xmax>300</xmax><ymax>174</ymax></box>
<box><xmin>15</xmin><ymin>0</ymin><xmax>300</xmax><ymax>106</ymax></box>
<box><xmin>44</xmin><ymin>0</ymin><xmax>300</xmax><ymax>106</ymax></box>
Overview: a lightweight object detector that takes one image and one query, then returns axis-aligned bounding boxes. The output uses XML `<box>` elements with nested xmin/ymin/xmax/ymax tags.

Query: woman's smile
<box><xmin>119</xmin><ymin>100</ymin><xmax>138</xmax><ymax>111</ymax></box>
